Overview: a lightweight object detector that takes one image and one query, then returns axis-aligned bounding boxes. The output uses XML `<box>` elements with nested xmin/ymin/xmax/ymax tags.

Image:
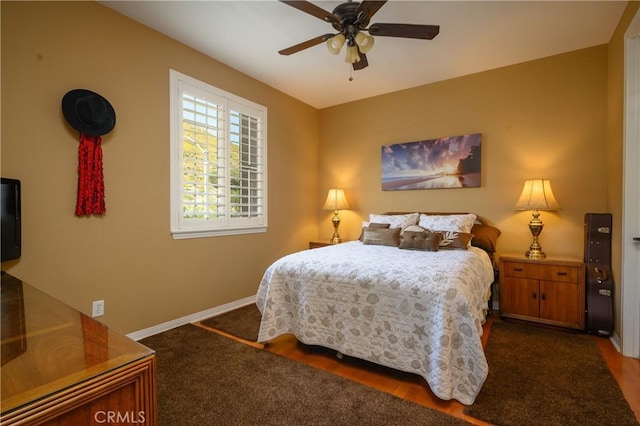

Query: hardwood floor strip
<box><xmin>597</xmin><ymin>337</ymin><xmax>640</xmax><ymax>421</ymax></box>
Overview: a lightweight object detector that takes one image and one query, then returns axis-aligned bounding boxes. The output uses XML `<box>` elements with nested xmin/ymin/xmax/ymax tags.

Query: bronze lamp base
<box><xmin>526</xmin><ymin>209</ymin><xmax>546</xmax><ymax>259</ymax></box>
<box><xmin>330</xmin><ymin>210</ymin><xmax>342</xmax><ymax>244</ymax></box>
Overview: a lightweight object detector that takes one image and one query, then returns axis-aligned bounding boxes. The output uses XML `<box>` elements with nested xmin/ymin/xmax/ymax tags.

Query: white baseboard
<box><xmin>127</xmin><ymin>295</ymin><xmax>256</xmax><ymax>341</ymax></box>
<box><xmin>610</xmin><ymin>331</ymin><xmax>622</xmax><ymax>353</ymax></box>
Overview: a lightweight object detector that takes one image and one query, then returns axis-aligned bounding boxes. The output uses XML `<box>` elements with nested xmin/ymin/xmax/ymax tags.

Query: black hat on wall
<box><xmin>62</xmin><ymin>89</ymin><xmax>116</xmax><ymax>136</ymax></box>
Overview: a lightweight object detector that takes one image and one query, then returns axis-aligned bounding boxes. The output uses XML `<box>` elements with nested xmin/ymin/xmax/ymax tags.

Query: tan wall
<box><xmin>606</xmin><ymin>1</ymin><xmax>640</xmax><ymax>336</ymax></box>
<box><xmin>1</xmin><ymin>1</ymin><xmax>320</xmax><ymax>333</ymax></box>
<box><xmin>318</xmin><ymin>46</ymin><xmax>609</xmax><ymax>265</ymax></box>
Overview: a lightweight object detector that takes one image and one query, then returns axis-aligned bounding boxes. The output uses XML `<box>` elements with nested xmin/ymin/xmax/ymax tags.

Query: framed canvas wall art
<box><xmin>381</xmin><ymin>133</ymin><xmax>481</xmax><ymax>190</ymax></box>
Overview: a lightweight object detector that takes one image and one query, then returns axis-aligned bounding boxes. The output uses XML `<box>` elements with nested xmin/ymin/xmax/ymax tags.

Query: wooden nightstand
<box><xmin>308</xmin><ymin>241</ymin><xmax>333</xmax><ymax>249</ymax></box>
<box><xmin>499</xmin><ymin>254</ymin><xmax>585</xmax><ymax>330</ymax></box>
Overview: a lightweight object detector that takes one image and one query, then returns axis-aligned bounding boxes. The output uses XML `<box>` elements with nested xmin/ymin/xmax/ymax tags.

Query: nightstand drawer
<box><xmin>504</xmin><ymin>261</ymin><xmax>578</xmax><ymax>283</ymax></box>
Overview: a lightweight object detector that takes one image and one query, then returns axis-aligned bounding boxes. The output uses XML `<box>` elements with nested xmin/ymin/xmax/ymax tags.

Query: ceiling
<box><xmin>102</xmin><ymin>1</ymin><xmax>627</xmax><ymax>109</ymax></box>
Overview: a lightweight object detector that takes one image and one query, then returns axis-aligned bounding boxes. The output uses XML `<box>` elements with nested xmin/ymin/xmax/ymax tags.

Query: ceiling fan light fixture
<box><xmin>279</xmin><ymin>0</ymin><xmax>440</xmax><ymax>73</ymax></box>
<box><xmin>326</xmin><ymin>33</ymin><xmax>346</xmax><ymax>55</ymax></box>
<box><xmin>355</xmin><ymin>32</ymin><xmax>374</xmax><ymax>54</ymax></box>
<box><xmin>345</xmin><ymin>44</ymin><xmax>360</xmax><ymax>63</ymax></box>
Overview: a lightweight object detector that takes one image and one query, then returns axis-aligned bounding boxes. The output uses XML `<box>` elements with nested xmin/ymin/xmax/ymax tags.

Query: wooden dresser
<box><xmin>499</xmin><ymin>255</ymin><xmax>586</xmax><ymax>330</ymax></box>
<box><xmin>0</xmin><ymin>273</ymin><xmax>157</xmax><ymax>425</ymax></box>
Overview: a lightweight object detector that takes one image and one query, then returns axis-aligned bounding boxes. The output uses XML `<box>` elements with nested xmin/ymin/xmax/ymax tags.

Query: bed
<box><xmin>255</xmin><ymin>212</ymin><xmax>500</xmax><ymax>405</ymax></box>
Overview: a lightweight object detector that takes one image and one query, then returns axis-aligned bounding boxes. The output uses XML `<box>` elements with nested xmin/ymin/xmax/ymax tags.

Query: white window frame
<box><xmin>169</xmin><ymin>69</ymin><xmax>268</xmax><ymax>239</ymax></box>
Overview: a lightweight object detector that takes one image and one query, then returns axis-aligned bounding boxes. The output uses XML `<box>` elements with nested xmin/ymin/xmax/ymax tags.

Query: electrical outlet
<box><xmin>92</xmin><ymin>300</ymin><xmax>104</xmax><ymax>317</ymax></box>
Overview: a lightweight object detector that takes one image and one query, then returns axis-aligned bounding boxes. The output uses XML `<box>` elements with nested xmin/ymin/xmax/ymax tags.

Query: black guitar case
<box><xmin>584</xmin><ymin>213</ymin><xmax>614</xmax><ymax>336</ymax></box>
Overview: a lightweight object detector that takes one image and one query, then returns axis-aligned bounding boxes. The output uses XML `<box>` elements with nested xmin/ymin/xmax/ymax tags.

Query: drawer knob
<box><xmin>514</xmin><ymin>267</ymin><xmax>524</xmax><ymax>272</ymax></box>
<box><xmin>557</xmin><ymin>271</ymin><xmax>568</xmax><ymax>276</ymax></box>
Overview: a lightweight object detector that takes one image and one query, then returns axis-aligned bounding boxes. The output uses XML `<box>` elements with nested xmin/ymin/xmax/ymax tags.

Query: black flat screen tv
<box><xmin>1</xmin><ymin>178</ymin><xmax>21</xmax><ymax>262</ymax></box>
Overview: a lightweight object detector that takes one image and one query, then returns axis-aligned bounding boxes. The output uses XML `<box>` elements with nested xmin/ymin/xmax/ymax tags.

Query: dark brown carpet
<box><xmin>463</xmin><ymin>321</ymin><xmax>638</xmax><ymax>425</ymax></box>
<box><xmin>200</xmin><ymin>303</ymin><xmax>261</xmax><ymax>341</ymax></box>
<box><xmin>140</xmin><ymin>324</ymin><xmax>469</xmax><ymax>425</ymax></box>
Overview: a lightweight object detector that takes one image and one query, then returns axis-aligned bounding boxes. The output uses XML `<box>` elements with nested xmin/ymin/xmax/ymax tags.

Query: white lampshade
<box><xmin>326</xmin><ymin>33</ymin><xmax>346</xmax><ymax>55</ymax></box>
<box><xmin>344</xmin><ymin>45</ymin><xmax>361</xmax><ymax>63</ymax></box>
<box><xmin>323</xmin><ymin>188</ymin><xmax>350</xmax><ymax>211</ymax></box>
<box><xmin>355</xmin><ymin>32</ymin><xmax>374</xmax><ymax>54</ymax></box>
<box><xmin>514</xmin><ymin>179</ymin><xmax>561</xmax><ymax>211</ymax></box>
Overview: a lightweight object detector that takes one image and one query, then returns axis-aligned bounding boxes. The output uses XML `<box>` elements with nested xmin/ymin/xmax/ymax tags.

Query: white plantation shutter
<box><xmin>228</xmin><ymin>103</ymin><xmax>265</xmax><ymax>220</ymax></box>
<box><xmin>181</xmin><ymin>91</ymin><xmax>225</xmax><ymax>222</ymax></box>
<box><xmin>170</xmin><ymin>70</ymin><xmax>267</xmax><ymax>238</ymax></box>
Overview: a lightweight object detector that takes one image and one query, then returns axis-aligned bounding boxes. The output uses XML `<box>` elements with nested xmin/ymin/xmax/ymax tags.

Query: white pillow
<box><xmin>368</xmin><ymin>213</ymin><xmax>419</xmax><ymax>231</ymax></box>
<box><xmin>418</xmin><ymin>213</ymin><xmax>477</xmax><ymax>233</ymax></box>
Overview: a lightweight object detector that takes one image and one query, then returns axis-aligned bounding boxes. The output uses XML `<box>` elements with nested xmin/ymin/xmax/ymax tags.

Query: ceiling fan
<box><xmin>278</xmin><ymin>0</ymin><xmax>440</xmax><ymax>71</ymax></box>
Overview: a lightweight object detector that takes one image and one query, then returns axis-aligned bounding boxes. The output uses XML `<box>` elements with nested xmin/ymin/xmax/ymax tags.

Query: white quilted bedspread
<box><xmin>255</xmin><ymin>241</ymin><xmax>495</xmax><ymax>405</ymax></box>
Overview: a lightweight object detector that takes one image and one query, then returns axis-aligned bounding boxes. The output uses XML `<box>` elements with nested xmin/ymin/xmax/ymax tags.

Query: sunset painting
<box><xmin>381</xmin><ymin>133</ymin><xmax>482</xmax><ymax>190</ymax></box>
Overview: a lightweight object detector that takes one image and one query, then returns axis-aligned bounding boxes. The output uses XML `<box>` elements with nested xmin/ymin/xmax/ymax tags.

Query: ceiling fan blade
<box><xmin>279</xmin><ymin>34</ymin><xmax>334</xmax><ymax>56</ymax></box>
<box><xmin>353</xmin><ymin>51</ymin><xmax>369</xmax><ymax>71</ymax></box>
<box><xmin>279</xmin><ymin>1</ymin><xmax>339</xmax><ymax>25</ymax></box>
<box><xmin>355</xmin><ymin>1</ymin><xmax>387</xmax><ymax>22</ymax></box>
<box><xmin>368</xmin><ymin>23</ymin><xmax>440</xmax><ymax>40</ymax></box>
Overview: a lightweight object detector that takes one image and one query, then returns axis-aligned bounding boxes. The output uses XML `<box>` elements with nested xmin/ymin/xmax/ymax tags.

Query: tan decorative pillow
<box><xmin>403</xmin><ymin>225</ymin><xmax>428</xmax><ymax>234</ymax></box>
<box><xmin>358</xmin><ymin>222</ymin><xmax>391</xmax><ymax>241</ymax></box>
<box><xmin>437</xmin><ymin>230</ymin><xmax>473</xmax><ymax>250</ymax></box>
<box><xmin>363</xmin><ymin>227</ymin><xmax>401</xmax><ymax>247</ymax></box>
<box><xmin>470</xmin><ymin>224</ymin><xmax>501</xmax><ymax>253</ymax></box>
<box><xmin>399</xmin><ymin>230</ymin><xmax>441</xmax><ymax>251</ymax></box>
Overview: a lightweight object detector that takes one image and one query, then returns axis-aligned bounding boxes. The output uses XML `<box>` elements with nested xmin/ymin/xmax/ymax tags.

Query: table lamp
<box><xmin>514</xmin><ymin>179</ymin><xmax>560</xmax><ymax>259</ymax></box>
<box><xmin>323</xmin><ymin>188</ymin><xmax>350</xmax><ymax>244</ymax></box>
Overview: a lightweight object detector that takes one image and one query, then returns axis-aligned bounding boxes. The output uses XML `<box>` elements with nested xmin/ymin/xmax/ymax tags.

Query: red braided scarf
<box><xmin>76</xmin><ymin>133</ymin><xmax>105</xmax><ymax>216</ymax></box>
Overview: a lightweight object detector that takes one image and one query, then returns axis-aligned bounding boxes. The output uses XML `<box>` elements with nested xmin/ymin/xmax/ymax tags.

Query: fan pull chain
<box><xmin>348</xmin><ymin>64</ymin><xmax>353</xmax><ymax>82</ymax></box>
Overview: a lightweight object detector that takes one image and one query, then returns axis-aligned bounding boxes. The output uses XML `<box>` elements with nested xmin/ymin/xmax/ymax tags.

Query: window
<box><xmin>170</xmin><ymin>70</ymin><xmax>267</xmax><ymax>238</ymax></box>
